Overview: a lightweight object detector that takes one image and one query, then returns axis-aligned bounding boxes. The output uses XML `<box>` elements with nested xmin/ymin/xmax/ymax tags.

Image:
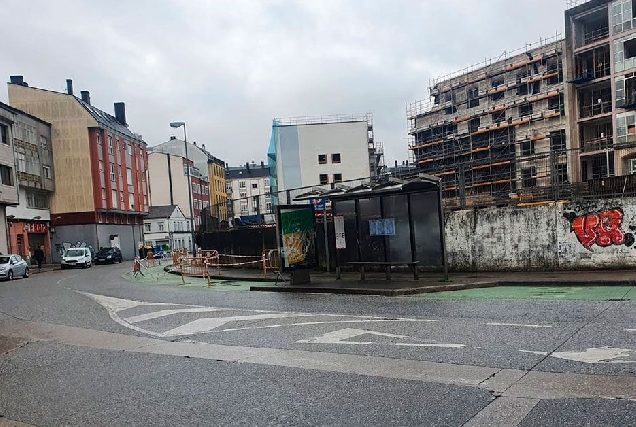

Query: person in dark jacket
<box><xmin>34</xmin><ymin>246</ymin><xmax>45</xmax><ymax>272</ymax></box>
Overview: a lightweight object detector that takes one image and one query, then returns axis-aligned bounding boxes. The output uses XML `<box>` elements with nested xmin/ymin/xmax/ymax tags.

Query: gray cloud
<box><xmin>0</xmin><ymin>0</ymin><xmax>566</xmax><ymax>167</ymax></box>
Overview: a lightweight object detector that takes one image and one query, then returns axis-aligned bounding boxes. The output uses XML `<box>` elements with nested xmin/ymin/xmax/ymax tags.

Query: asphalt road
<box><xmin>1</xmin><ymin>265</ymin><xmax>636</xmax><ymax>426</ymax></box>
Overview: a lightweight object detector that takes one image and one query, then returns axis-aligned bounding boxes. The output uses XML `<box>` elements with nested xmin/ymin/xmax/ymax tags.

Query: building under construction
<box><xmin>408</xmin><ymin>36</ymin><xmax>568</xmax><ymax>207</ymax></box>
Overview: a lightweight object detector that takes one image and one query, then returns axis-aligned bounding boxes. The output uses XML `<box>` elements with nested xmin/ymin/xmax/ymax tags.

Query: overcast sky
<box><xmin>1</xmin><ymin>0</ymin><xmax>566</xmax><ymax>167</ymax></box>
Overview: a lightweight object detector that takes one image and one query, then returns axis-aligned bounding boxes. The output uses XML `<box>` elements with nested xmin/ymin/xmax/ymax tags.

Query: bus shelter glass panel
<box><xmin>358</xmin><ymin>197</ymin><xmax>385</xmax><ymax>262</ymax></box>
<box><xmin>409</xmin><ymin>192</ymin><xmax>442</xmax><ymax>266</ymax></box>
<box><xmin>381</xmin><ymin>194</ymin><xmax>411</xmax><ymax>263</ymax></box>
<box><xmin>332</xmin><ymin>199</ymin><xmax>359</xmax><ymax>265</ymax></box>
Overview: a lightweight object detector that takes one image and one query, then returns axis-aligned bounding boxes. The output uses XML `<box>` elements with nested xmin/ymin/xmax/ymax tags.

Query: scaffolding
<box><xmin>407</xmin><ymin>35</ymin><xmax>567</xmax><ymax>206</ymax></box>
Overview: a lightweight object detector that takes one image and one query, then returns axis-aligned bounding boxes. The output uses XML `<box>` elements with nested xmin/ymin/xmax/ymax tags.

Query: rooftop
<box><xmin>0</xmin><ymin>101</ymin><xmax>51</xmax><ymax>126</ymax></box>
<box><xmin>147</xmin><ymin>205</ymin><xmax>179</xmax><ymax>219</ymax></box>
<box><xmin>226</xmin><ymin>163</ymin><xmax>270</xmax><ymax>180</ymax></box>
<box><xmin>273</xmin><ymin>114</ymin><xmax>372</xmax><ymax>127</ymax></box>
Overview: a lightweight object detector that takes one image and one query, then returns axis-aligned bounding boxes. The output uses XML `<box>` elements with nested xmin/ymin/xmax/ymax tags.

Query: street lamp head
<box><xmin>170</xmin><ymin>121</ymin><xmax>185</xmax><ymax>128</ymax></box>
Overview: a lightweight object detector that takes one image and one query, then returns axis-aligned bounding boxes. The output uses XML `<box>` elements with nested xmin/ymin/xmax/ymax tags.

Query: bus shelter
<box><xmin>295</xmin><ymin>174</ymin><xmax>448</xmax><ymax>281</ymax></box>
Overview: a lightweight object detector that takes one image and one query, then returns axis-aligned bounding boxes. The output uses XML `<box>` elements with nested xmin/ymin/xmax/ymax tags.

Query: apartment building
<box><xmin>268</xmin><ymin>115</ymin><xmax>383</xmax><ymax>205</ymax></box>
<box><xmin>226</xmin><ymin>162</ymin><xmax>271</xmax><ymax>222</ymax></box>
<box><xmin>147</xmin><ymin>151</ymin><xmax>210</xmax><ymax>231</ymax></box>
<box><xmin>565</xmin><ymin>0</ymin><xmax>636</xmax><ymax>180</ymax></box>
<box><xmin>152</xmin><ymin>137</ymin><xmax>226</xmax><ymax>222</ymax></box>
<box><xmin>0</xmin><ymin>105</ymin><xmax>22</xmax><ymax>254</ymax></box>
<box><xmin>0</xmin><ymin>102</ymin><xmax>55</xmax><ymax>263</ymax></box>
<box><xmin>408</xmin><ymin>37</ymin><xmax>568</xmax><ymax>206</ymax></box>
<box><xmin>8</xmin><ymin>77</ymin><xmax>149</xmax><ymax>261</ymax></box>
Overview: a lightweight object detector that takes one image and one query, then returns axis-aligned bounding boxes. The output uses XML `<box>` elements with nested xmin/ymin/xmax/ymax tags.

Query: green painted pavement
<box><xmin>121</xmin><ymin>264</ymin><xmax>271</xmax><ymax>292</ymax></box>
<box><xmin>409</xmin><ymin>286</ymin><xmax>636</xmax><ymax>301</ymax></box>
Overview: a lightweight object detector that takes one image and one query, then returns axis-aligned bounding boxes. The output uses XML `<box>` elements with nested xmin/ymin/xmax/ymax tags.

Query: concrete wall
<box><xmin>50</xmin><ymin>224</ymin><xmax>97</xmax><ymax>263</ymax></box>
<box><xmin>445</xmin><ymin>197</ymin><xmax>636</xmax><ymax>271</ymax></box>
<box><xmin>148</xmin><ymin>152</ymin><xmax>193</xmax><ymax>218</ymax></box>
<box><xmin>50</xmin><ymin>223</ymin><xmax>142</xmax><ymax>262</ymax></box>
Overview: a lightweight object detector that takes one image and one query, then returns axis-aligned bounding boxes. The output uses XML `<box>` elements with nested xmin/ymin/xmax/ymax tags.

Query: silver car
<box><xmin>0</xmin><ymin>254</ymin><xmax>29</xmax><ymax>281</ymax></box>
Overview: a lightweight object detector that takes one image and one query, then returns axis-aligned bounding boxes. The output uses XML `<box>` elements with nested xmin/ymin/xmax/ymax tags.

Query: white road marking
<box><xmin>487</xmin><ymin>322</ymin><xmax>552</xmax><ymax>328</ymax></box>
<box><xmin>519</xmin><ymin>350</ymin><xmax>549</xmax><ymax>356</ymax></box>
<box><xmin>298</xmin><ymin>328</ymin><xmax>409</xmax><ymax>344</ymax></box>
<box><xmin>298</xmin><ymin>328</ymin><xmax>466</xmax><ymax>348</ymax></box>
<box><xmin>79</xmin><ymin>292</ymin><xmax>437</xmax><ymax>338</ymax></box>
<box><xmin>124</xmin><ymin>307</ymin><xmax>225</xmax><ymax>324</ymax></box>
<box><xmin>162</xmin><ymin>313</ymin><xmax>316</xmax><ymax>337</ymax></box>
<box><xmin>395</xmin><ymin>343</ymin><xmax>466</xmax><ymax>348</ymax></box>
<box><xmin>625</xmin><ymin>329</ymin><xmax>636</xmax><ymax>332</ymax></box>
<box><xmin>552</xmin><ymin>347</ymin><xmax>636</xmax><ymax>364</ymax></box>
<box><xmin>221</xmin><ymin>318</ymin><xmax>436</xmax><ymax>332</ymax></box>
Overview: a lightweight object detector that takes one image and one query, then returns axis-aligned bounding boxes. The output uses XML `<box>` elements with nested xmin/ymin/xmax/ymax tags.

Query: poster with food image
<box><xmin>279</xmin><ymin>206</ymin><xmax>316</xmax><ymax>268</ymax></box>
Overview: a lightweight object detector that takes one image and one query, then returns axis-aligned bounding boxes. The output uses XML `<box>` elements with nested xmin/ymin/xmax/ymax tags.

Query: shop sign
<box><xmin>28</xmin><ymin>223</ymin><xmax>47</xmax><ymax>233</ymax></box>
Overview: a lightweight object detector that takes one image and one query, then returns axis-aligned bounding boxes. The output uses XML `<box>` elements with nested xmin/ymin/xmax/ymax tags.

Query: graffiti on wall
<box><xmin>564</xmin><ymin>208</ymin><xmax>635</xmax><ymax>250</ymax></box>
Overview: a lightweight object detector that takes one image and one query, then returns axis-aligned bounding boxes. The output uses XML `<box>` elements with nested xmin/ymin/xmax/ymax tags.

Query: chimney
<box><xmin>9</xmin><ymin>75</ymin><xmax>23</xmax><ymax>85</ymax></box>
<box><xmin>80</xmin><ymin>91</ymin><xmax>91</xmax><ymax>105</ymax></box>
<box><xmin>245</xmin><ymin>162</ymin><xmax>250</xmax><ymax>171</ymax></box>
<box><xmin>114</xmin><ymin>102</ymin><xmax>126</xmax><ymax>126</ymax></box>
<box><xmin>394</xmin><ymin>160</ymin><xmax>398</xmax><ymax>168</ymax></box>
<box><xmin>66</xmin><ymin>79</ymin><xmax>73</xmax><ymax>95</ymax></box>
<box><xmin>170</xmin><ymin>136</ymin><xmax>176</xmax><ymax>140</ymax></box>
<box><xmin>202</xmin><ymin>143</ymin><xmax>206</xmax><ymax>151</ymax></box>
<box><xmin>261</xmin><ymin>161</ymin><xmax>264</xmax><ymax>168</ymax></box>
<box><xmin>193</xmin><ymin>141</ymin><xmax>197</xmax><ymax>146</ymax></box>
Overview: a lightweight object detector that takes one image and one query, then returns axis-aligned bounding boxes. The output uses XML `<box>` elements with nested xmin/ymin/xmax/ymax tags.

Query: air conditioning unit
<box><xmin>629</xmin><ymin>158</ymin><xmax>636</xmax><ymax>174</ymax></box>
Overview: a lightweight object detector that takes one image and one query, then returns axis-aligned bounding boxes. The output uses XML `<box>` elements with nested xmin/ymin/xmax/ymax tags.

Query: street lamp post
<box><xmin>170</xmin><ymin>121</ymin><xmax>196</xmax><ymax>255</ymax></box>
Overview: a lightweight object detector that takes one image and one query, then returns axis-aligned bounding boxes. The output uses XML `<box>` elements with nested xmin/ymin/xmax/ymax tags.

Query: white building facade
<box><xmin>226</xmin><ymin>162</ymin><xmax>271</xmax><ymax>221</ymax></box>
<box><xmin>268</xmin><ymin>115</ymin><xmax>382</xmax><ymax>205</ymax></box>
<box><xmin>143</xmin><ymin>205</ymin><xmax>192</xmax><ymax>251</ymax></box>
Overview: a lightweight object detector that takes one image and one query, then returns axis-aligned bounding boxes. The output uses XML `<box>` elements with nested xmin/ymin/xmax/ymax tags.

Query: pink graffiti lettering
<box><xmin>570</xmin><ymin>208</ymin><xmax>625</xmax><ymax>250</ymax></box>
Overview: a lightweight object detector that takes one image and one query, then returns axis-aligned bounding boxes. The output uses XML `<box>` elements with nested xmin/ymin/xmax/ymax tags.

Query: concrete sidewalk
<box><xmin>29</xmin><ymin>263</ymin><xmax>60</xmax><ymax>275</ymax></box>
<box><xmin>251</xmin><ymin>268</ymin><xmax>636</xmax><ymax>296</ymax></box>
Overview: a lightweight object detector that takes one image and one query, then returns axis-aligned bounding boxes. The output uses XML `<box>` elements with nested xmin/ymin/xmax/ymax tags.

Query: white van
<box><xmin>61</xmin><ymin>248</ymin><xmax>92</xmax><ymax>269</ymax></box>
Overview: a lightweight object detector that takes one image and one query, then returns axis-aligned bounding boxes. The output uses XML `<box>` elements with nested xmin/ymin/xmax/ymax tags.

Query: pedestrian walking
<box><xmin>34</xmin><ymin>246</ymin><xmax>45</xmax><ymax>272</ymax></box>
<box><xmin>133</xmin><ymin>257</ymin><xmax>144</xmax><ymax>277</ymax></box>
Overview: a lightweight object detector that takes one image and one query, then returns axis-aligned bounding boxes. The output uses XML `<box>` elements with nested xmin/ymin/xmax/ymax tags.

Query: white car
<box><xmin>0</xmin><ymin>254</ymin><xmax>29</xmax><ymax>281</ymax></box>
<box><xmin>61</xmin><ymin>248</ymin><xmax>92</xmax><ymax>269</ymax></box>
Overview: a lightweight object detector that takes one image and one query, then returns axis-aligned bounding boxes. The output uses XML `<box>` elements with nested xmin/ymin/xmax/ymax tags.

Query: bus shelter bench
<box><xmin>339</xmin><ymin>261</ymin><xmax>419</xmax><ymax>281</ymax></box>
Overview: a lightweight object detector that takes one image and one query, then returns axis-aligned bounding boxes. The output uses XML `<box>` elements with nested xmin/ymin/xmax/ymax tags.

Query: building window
<box><xmin>556</xmin><ymin>164</ymin><xmax>568</xmax><ymax>184</ymax></box>
<box><xmin>26</xmin><ymin>192</ymin><xmax>49</xmax><ymax>209</ymax></box>
<box><xmin>318</xmin><ymin>154</ymin><xmax>327</xmax><ymax>164</ymax></box>
<box><xmin>333</xmin><ymin>173</ymin><xmax>343</xmax><ymax>183</ymax></box>
<box><xmin>0</xmin><ymin>165</ymin><xmax>13</xmax><ymax>186</ymax></box>
<box><xmin>110</xmin><ymin>164</ymin><xmax>115</xmax><ymax>181</ymax></box>
<box><xmin>127</xmin><ymin>143</ymin><xmax>132</xmax><ymax>156</ymax></box>
<box><xmin>144</xmin><ymin>223</ymin><xmax>151</xmax><ymax>232</ymax></box>
<box><xmin>43</xmin><ymin>165</ymin><xmax>51</xmax><ymax>179</ymax></box>
<box><xmin>111</xmin><ymin>189</ymin><xmax>117</xmax><ymax>207</ymax></box>
<box><xmin>96</xmin><ymin>132</ymin><xmax>102</xmax><ymax>146</ymax></box>
<box><xmin>521</xmin><ymin>140</ymin><xmax>535</xmax><ymax>156</ymax></box>
<box><xmin>108</xmin><ymin>136</ymin><xmax>113</xmax><ymax>154</ymax></box>
<box><xmin>613</xmin><ymin>0</ymin><xmax>636</xmax><ymax>35</ymax></box>
<box><xmin>331</xmin><ymin>153</ymin><xmax>341</xmax><ymax>163</ymax></box>
<box><xmin>264</xmin><ymin>178</ymin><xmax>269</xmax><ymax>187</ymax></box>
<box><xmin>0</xmin><ymin>124</ymin><xmax>7</xmax><ymax>145</ymax></box>
<box><xmin>519</xmin><ymin>103</ymin><xmax>533</xmax><ymax>117</ymax></box>
<box><xmin>550</xmin><ymin>130</ymin><xmax>567</xmax><ymax>152</ymax></box>
<box><xmin>521</xmin><ymin>167</ymin><xmax>537</xmax><ymax>188</ymax></box>
<box><xmin>319</xmin><ymin>174</ymin><xmax>328</xmax><ymax>185</ymax></box>
<box><xmin>266</xmin><ymin>202</ymin><xmax>272</xmax><ymax>212</ymax></box>
<box><xmin>617</xmin><ymin>111</ymin><xmax>636</xmax><ymax>143</ymax></box>
<box><xmin>240</xmin><ymin>191</ymin><xmax>247</xmax><ymax>198</ymax></box>
<box><xmin>467</xmin><ymin>86</ymin><xmax>479</xmax><ymax>108</ymax></box>
<box><xmin>40</xmin><ymin>135</ymin><xmax>48</xmax><ymax>150</ymax></box>
<box><xmin>252</xmin><ymin>183</ymin><xmax>258</xmax><ymax>189</ymax></box>
<box><xmin>158</xmin><ymin>222</ymin><xmax>164</xmax><ymax>232</ymax></box>
<box><xmin>239</xmin><ymin>180</ymin><xmax>246</xmax><ymax>189</ymax></box>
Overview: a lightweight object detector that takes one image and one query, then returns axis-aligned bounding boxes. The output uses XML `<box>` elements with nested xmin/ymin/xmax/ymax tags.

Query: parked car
<box><xmin>94</xmin><ymin>247</ymin><xmax>123</xmax><ymax>265</ymax></box>
<box><xmin>0</xmin><ymin>254</ymin><xmax>29</xmax><ymax>281</ymax></box>
<box><xmin>61</xmin><ymin>248</ymin><xmax>92</xmax><ymax>269</ymax></box>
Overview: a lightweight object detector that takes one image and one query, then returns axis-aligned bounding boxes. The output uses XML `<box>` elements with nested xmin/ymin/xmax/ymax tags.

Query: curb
<box><xmin>163</xmin><ymin>265</ymin><xmax>281</xmax><ymax>283</ymax></box>
<box><xmin>250</xmin><ymin>281</ymin><xmax>499</xmax><ymax>296</ymax></box>
<box><xmin>250</xmin><ymin>279</ymin><xmax>636</xmax><ymax>296</ymax></box>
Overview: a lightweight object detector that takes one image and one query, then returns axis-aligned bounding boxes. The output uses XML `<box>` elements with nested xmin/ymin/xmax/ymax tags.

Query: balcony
<box><xmin>573</xmin><ymin>7</ymin><xmax>609</xmax><ymax>49</ymax></box>
<box><xmin>579</xmin><ymin>100</ymin><xmax>612</xmax><ymax>118</ymax></box>
<box><xmin>570</xmin><ymin>45</ymin><xmax>610</xmax><ymax>85</ymax></box>
<box><xmin>580</xmin><ymin>136</ymin><xmax>613</xmax><ymax>153</ymax></box>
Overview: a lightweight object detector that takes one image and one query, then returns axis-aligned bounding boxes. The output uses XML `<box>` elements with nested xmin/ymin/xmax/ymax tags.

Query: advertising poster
<box><xmin>334</xmin><ymin>215</ymin><xmax>346</xmax><ymax>249</ymax></box>
<box><xmin>279</xmin><ymin>205</ymin><xmax>316</xmax><ymax>268</ymax></box>
<box><xmin>369</xmin><ymin>218</ymin><xmax>396</xmax><ymax>236</ymax></box>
